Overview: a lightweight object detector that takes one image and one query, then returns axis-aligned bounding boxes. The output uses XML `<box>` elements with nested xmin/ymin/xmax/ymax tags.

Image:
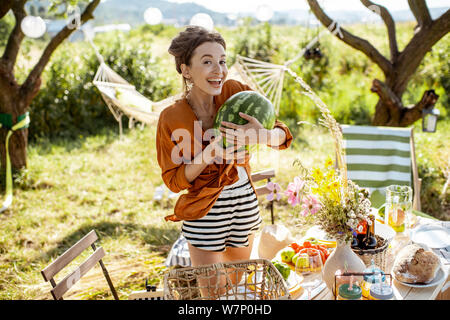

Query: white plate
<box><xmin>411</xmin><ymin>224</ymin><xmax>450</xmax><ymax>249</ymax></box>
<box><xmin>392</xmin><ymin>266</ymin><xmax>446</xmax><ymax>288</ymax></box>
<box><xmin>375</xmin><ymin>221</ymin><xmax>396</xmax><ymax>242</ymax></box>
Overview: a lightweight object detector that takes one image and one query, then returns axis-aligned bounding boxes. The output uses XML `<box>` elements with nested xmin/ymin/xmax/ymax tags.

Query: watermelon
<box><xmin>212</xmin><ymin>91</ymin><xmax>276</xmax><ymax>149</ymax></box>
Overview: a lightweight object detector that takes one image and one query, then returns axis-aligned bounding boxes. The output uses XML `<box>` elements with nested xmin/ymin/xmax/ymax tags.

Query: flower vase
<box><xmin>322</xmin><ymin>241</ymin><xmax>366</xmax><ymax>294</ymax></box>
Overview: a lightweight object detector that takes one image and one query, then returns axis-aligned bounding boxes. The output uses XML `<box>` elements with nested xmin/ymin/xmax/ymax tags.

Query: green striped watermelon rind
<box><xmin>212</xmin><ymin>91</ymin><xmax>276</xmax><ymax>150</ymax></box>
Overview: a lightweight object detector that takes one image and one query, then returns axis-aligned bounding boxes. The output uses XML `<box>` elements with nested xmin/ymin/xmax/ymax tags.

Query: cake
<box><xmin>392</xmin><ymin>244</ymin><xmax>441</xmax><ymax>284</ymax></box>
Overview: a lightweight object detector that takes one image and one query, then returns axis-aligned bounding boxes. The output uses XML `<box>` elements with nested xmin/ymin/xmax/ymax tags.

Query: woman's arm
<box><xmin>183</xmin><ymin>147</ymin><xmax>210</xmax><ymax>183</ymax></box>
<box><xmin>219</xmin><ymin>113</ymin><xmax>290</xmax><ymax>149</ymax></box>
<box><xmin>184</xmin><ymin>138</ymin><xmax>248</xmax><ymax>183</ymax></box>
<box><xmin>266</xmin><ymin>127</ymin><xmax>287</xmax><ymax>147</ymax></box>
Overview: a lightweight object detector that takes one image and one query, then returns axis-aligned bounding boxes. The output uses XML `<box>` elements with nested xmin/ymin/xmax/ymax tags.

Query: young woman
<box><xmin>156</xmin><ymin>26</ymin><xmax>293</xmax><ymax>296</ymax></box>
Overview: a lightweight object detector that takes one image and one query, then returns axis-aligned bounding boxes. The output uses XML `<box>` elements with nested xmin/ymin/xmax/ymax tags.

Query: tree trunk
<box><xmin>0</xmin><ymin>100</ymin><xmax>29</xmax><ymax>172</ymax></box>
<box><xmin>0</xmin><ymin>70</ymin><xmax>33</xmax><ymax>171</ymax></box>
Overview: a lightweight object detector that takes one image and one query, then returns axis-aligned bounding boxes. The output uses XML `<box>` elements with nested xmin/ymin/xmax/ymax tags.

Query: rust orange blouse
<box><xmin>156</xmin><ymin>79</ymin><xmax>293</xmax><ymax>222</ymax></box>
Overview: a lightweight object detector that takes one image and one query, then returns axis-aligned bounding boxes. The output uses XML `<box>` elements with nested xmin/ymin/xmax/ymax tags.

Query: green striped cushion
<box><xmin>341</xmin><ymin>125</ymin><xmax>412</xmax><ymax>208</ymax></box>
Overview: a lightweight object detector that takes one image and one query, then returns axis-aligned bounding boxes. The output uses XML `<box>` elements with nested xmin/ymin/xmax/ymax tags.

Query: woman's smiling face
<box><xmin>181</xmin><ymin>41</ymin><xmax>228</xmax><ymax>96</ymax></box>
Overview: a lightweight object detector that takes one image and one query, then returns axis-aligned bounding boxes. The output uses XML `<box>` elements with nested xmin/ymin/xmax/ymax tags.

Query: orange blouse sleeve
<box><xmin>268</xmin><ymin>120</ymin><xmax>293</xmax><ymax>150</ymax></box>
<box><xmin>156</xmin><ymin>111</ymin><xmax>193</xmax><ymax>193</ymax></box>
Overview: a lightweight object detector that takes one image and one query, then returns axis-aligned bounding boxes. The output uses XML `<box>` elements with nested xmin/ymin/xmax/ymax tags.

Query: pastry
<box><xmin>392</xmin><ymin>244</ymin><xmax>440</xmax><ymax>283</ymax></box>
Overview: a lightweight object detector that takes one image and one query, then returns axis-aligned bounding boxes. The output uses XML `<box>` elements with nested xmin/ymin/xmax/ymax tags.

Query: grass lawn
<box><xmin>0</xmin><ymin>121</ymin><xmax>447</xmax><ymax>299</ymax></box>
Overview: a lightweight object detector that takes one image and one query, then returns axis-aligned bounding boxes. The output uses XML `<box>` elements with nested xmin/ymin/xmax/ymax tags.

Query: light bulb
<box><xmin>144</xmin><ymin>7</ymin><xmax>163</xmax><ymax>25</ymax></box>
<box><xmin>256</xmin><ymin>5</ymin><xmax>273</xmax><ymax>22</ymax></box>
<box><xmin>190</xmin><ymin>13</ymin><xmax>214</xmax><ymax>31</ymax></box>
<box><xmin>21</xmin><ymin>16</ymin><xmax>46</xmax><ymax>38</ymax></box>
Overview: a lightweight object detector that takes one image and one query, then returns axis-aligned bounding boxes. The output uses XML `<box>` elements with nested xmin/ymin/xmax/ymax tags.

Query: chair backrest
<box><xmin>41</xmin><ymin>230</ymin><xmax>119</xmax><ymax>300</ymax></box>
<box><xmin>341</xmin><ymin>125</ymin><xmax>420</xmax><ymax>209</ymax></box>
<box><xmin>251</xmin><ymin>169</ymin><xmax>276</xmax><ymax>224</ymax></box>
<box><xmin>251</xmin><ymin>168</ymin><xmax>276</xmax><ymax>196</ymax></box>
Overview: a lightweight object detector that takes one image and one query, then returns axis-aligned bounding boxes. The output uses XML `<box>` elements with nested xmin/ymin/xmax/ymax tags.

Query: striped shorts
<box><xmin>181</xmin><ymin>177</ymin><xmax>262</xmax><ymax>252</ymax></box>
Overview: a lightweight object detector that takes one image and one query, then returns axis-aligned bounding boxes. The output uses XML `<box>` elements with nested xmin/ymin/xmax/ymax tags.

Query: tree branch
<box><xmin>360</xmin><ymin>0</ymin><xmax>398</xmax><ymax>62</ymax></box>
<box><xmin>306</xmin><ymin>0</ymin><xmax>393</xmax><ymax>76</ymax></box>
<box><xmin>0</xmin><ymin>1</ymin><xmax>13</xmax><ymax>19</ymax></box>
<box><xmin>371</xmin><ymin>79</ymin><xmax>439</xmax><ymax>126</ymax></box>
<box><xmin>400</xmin><ymin>90</ymin><xmax>439</xmax><ymax>127</ymax></box>
<box><xmin>408</xmin><ymin>0</ymin><xmax>433</xmax><ymax>29</ymax></box>
<box><xmin>393</xmin><ymin>8</ymin><xmax>450</xmax><ymax>95</ymax></box>
<box><xmin>1</xmin><ymin>0</ymin><xmax>27</xmax><ymax>71</ymax></box>
<box><xmin>21</xmin><ymin>0</ymin><xmax>101</xmax><ymax>102</ymax></box>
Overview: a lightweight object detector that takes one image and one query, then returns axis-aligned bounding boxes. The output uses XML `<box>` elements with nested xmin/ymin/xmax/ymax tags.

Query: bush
<box><xmin>28</xmin><ymin>33</ymin><xmax>173</xmax><ymax>141</ymax></box>
<box><xmin>230</xmin><ymin>19</ymin><xmax>279</xmax><ymax>63</ymax></box>
<box><xmin>0</xmin><ymin>12</ymin><xmax>14</xmax><ymax>47</ymax></box>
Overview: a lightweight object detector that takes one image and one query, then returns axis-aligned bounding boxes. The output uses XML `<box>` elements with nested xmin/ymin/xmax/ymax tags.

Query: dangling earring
<box><xmin>184</xmin><ymin>77</ymin><xmax>194</xmax><ymax>99</ymax></box>
<box><xmin>186</xmin><ymin>78</ymin><xmax>194</xmax><ymax>91</ymax></box>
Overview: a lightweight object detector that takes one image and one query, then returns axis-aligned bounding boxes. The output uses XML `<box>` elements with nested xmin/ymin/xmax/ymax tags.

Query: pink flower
<box><xmin>284</xmin><ymin>177</ymin><xmax>305</xmax><ymax>207</ymax></box>
<box><xmin>266</xmin><ymin>182</ymin><xmax>282</xmax><ymax>201</ymax></box>
<box><xmin>301</xmin><ymin>195</ymin><xmax>322</xmax><ymax>216</ymax></box>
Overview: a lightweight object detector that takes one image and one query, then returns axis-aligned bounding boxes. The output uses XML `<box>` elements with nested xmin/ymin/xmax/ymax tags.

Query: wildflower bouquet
<box><xmin>284</xmin><ymin>157</ymin><xmax>372</xmax><ymax>243</ymax></box>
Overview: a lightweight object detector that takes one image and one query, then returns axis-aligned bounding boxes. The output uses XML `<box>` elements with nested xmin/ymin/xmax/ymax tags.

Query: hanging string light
<box><xmin>190</xmin><ymin>13</ymin><xmax>214</xmax><ymax>31</ymax></box>
<box><xmin>144</xmin><ymin>7</ymin><xmax>163</xmax><ymax>25</ymax></box>
<box><xmin>21</xmin><ymin>15</ymin><xmax>46</xmax><ymax>38</ymax></box>
<box><xmin>255</xmin><ymin>4</ymin><xmax>274</xmax><ymax>22</ymax></box>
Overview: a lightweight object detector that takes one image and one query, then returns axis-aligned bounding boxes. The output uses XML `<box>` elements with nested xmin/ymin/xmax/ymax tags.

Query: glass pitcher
<box><xmin>385</xmin><ymin>185</ymin><xmax>412</xmax><ymax>233</ymax></box>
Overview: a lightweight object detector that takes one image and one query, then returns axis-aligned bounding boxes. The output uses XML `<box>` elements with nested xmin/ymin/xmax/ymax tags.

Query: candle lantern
<box><xmin>422</xmin><ymin>107</ymin><xmax>440</xmax><ymax>133</ymax></box>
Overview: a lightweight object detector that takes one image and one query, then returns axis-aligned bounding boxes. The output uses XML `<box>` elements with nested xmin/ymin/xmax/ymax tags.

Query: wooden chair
<box><xmin>251</xmin><ymin>168</ymin><xmax>277</xmax><ymax>224</ymax></box>
<box><xmin>341</xmin><ymin>125</ymin><xmax>421</xmax><ymax>210</ymax></box>
<box><xmin>41</xmin><ymin>230</ymin><xmax>119</xmax><ymax>300</ymax></box>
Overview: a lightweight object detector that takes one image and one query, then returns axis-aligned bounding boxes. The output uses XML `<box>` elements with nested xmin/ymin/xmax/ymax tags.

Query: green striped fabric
<box><xmin>341</xmin><ymin>125</ymin><xmax>413</xmax><ymax>208</ymax></box>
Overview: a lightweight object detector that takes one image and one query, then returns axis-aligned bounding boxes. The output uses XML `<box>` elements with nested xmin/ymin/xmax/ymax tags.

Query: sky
<box><xmin>167</xmin><ymin>0</ymin><xmax>450</xmax><ymax>14</ymax></box>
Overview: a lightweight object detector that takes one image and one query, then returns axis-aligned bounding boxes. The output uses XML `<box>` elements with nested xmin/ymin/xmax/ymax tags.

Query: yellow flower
<box><xmin>324</xmin><ymin>183</ymin><xmax>333</xmax><ymax>193</ymax></box>
<box><xmin>312</xmin><ymin>167</ymin><xmax>323</xmax><ymax>182</ymax></box>
<box><xmin>325</xmin><ymin>169</ymin><xmax>336</xmax><ymax>181</ymax></box>
<box><xmin>325</xmin><ymin>157</ymin><xmax>333</xmax><ymax>168</ymax></box>
<box><xmin>331</xmin><ymin>180</ymin><xmax>340</xmax><ymax>189</ymax></box>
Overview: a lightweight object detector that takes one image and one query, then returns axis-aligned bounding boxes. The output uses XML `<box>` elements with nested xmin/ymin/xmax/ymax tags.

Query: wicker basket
<box><xmin>351</xmin><ymin>235</ymin><xmax>390</xmax><ymax>272</ymax></box>
<box><xmin>164</xmin><ymin>259</ymin><xmax>291</xmax><ymax>300</ymax></box>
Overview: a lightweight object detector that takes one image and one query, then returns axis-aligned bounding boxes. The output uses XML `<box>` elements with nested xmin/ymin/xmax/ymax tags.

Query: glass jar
<box><xmin>337</xmin><ymin>283</ymin><xmax>362</xmax><ymax>300</ymax></box>
<box><xmin>385</xmin><ymin>185</ymin><xmax>412</xmax><ymax>233</ymax></box>
<box><xmin>361</xmin><ymin>263</ymin><xmax>385</xmax><ymax>299</ymax></box>
<box><xmin>369</xmin><ymin>283</ymin><xmax>394</xmax><ymax>300</ymax></box>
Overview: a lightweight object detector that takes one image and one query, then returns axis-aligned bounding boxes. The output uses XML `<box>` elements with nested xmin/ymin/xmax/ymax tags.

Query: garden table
<box><xmin>313</xmin><ymin>217</ymin><xmax>449</xmax><ymax>300</ymax></box>
<box><xmin>311</xmin><ymin>248</ymin><xmax>449</xmax><ymax>300</ymax></box>
<box><xmin>251</xmin><ymin>216</ymin><xmax>449</xmax><ymax>300</ymax></box>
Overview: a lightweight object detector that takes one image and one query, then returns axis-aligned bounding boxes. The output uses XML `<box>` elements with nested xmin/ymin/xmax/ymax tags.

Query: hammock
<box><xmin>85</xmin><ymin>30</ymin><xmax>182</xmax><ymax>136</ymax></box>
<box><xmin>231</xmin><ymin>30</ymin><xmax>323</xmax><ymax>114</ymax></box>
<box><xmin>93</xmin><ymin>62</ymin><xmax>182</xmax><ymax>135</ymax></box>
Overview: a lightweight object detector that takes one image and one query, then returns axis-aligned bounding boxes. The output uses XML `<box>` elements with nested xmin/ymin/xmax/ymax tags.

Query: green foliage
<box><xmin>230</xmin><ymin>19</ymin><xmax>279</xmax><ymax>63</ymax></box>
<box><xmin>414</xmin><ymin>121</ymin><xmax>450</xmax><ymax>221</ymax></box>
<box><xmin>132</xmin><ymin>23</ymin><xmax>178</xmax><ymax>38</ymax></box>
<box><xmin>0</xmin><ymin>11</ymin><xmax>14</xmax><ymax>48</ymax></box>
<box><xmin>28</xmin><ymin>33</ymin><xmax>173</xmax><ymax>141</ymax></box>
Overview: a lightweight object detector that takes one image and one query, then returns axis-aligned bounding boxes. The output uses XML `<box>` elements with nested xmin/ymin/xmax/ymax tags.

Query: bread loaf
<box><xmin>393</xmin><ymin>244</ymin><xmax>440</xmax><ymax>283</ymax></box>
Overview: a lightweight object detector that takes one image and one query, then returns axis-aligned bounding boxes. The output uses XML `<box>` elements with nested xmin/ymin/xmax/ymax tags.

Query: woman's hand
<box><xmin>219</xmin><ymin>112</ymin><xmax>269</xmax><ymax>147</ymax></box>
<box><xmin>204</xmin><ymin>135</ymin><xmax>249</xmax><ymax>164</ymax></box>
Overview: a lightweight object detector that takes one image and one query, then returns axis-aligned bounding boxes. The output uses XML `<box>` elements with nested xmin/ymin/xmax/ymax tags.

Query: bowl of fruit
<box><xmin>271</xmin><ymin>238</ymin><xmax>334</xmax><ymax>298</ymax></box>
